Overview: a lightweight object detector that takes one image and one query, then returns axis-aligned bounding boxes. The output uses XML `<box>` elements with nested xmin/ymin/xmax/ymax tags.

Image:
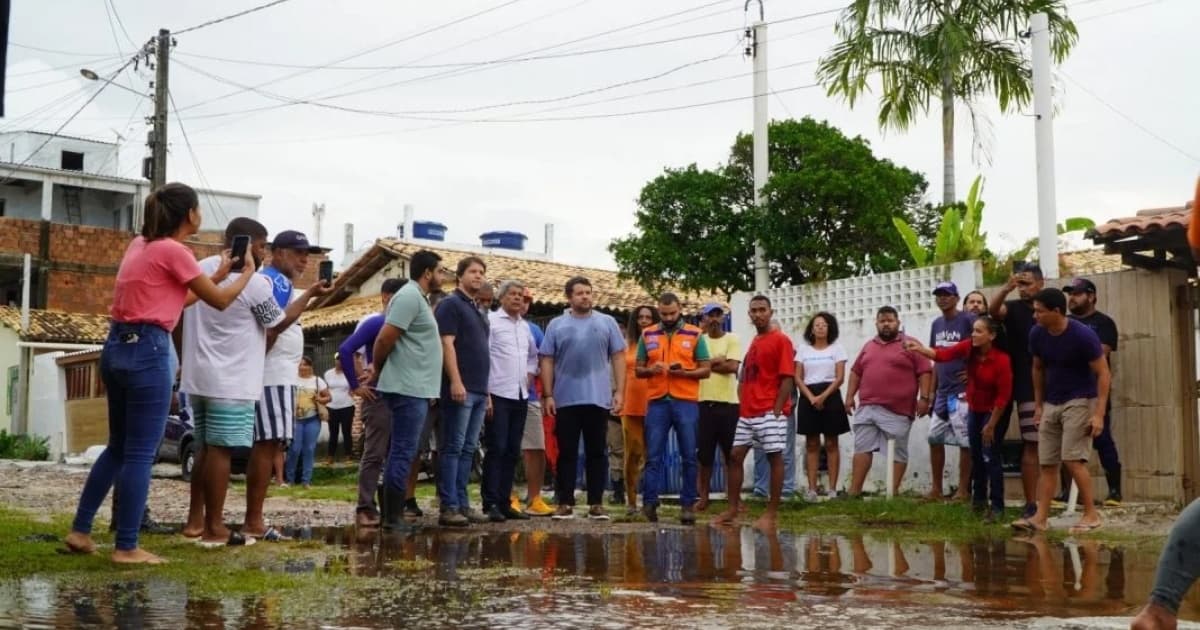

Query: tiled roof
<box><xmin>301</xmin><ymin>295</ymin><xmax>382</xmax><ymax>332</ymax></box>
<box><xmin>1088</xmin><ymin>203</ymin><xmax>1192</xmax><ymax>241</ymax></box>
<box><xmin>307</xmin><ymin>238</ymin><xmax>709</xmax><ymax>318</ymax></box>
<box><xmin>0</xmin><ymin>306</ymin><xmax>109</xmax><ymax>343</ymax></box>
<box><xmin>1058</xmin><ymin>248</ymin><xmax>1124</xmax><ymax>275</ymax></box>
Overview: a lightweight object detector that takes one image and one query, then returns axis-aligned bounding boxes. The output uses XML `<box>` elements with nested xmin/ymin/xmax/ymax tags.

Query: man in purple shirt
<box><xmin>340</xmin><ymin>277</ymin><xmax>406</xmax><ymax>528</ymax></box>
<box><xmin>1013</xmin><ymin>288</ymin><xmax>1110</xmax><ymax>535</ymax></box>
<box><xmin>928</xmin><ymin>281</ymin><xmax>974</xmax><ymax>501</ymax></box>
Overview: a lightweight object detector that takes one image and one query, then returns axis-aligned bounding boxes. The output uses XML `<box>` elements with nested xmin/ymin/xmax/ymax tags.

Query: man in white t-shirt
<box><xmin>178</xmin><ymin>219</ymin><xmax>294</xmax><ymax>546</ymax></box>
<box><xmin>241</xmin><ymin>229</ymin><xmax>332</xmax><ymax>540</ymax></box>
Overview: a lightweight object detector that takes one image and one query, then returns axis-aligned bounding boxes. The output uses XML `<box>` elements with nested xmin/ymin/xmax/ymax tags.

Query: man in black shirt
<box><xmin>990</xmin><ymin>263</ymin><xmax>1045</xmax><ymax>519</ymax></box>
<box><xmin>1064</xmin><ymin>277</ymin><xmax>1122</xmax><ymax>506</ymax></box>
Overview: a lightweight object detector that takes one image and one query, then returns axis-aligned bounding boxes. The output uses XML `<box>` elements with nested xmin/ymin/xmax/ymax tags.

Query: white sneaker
<box><xmin>805</xmin><ymin>489</ymin><xmax>819</xmax><ymax>502</ymax></box>
<box><xmin>827</xmin><ymin>489</ymin><xmax>839</xmax><ymax>500</ymax></box>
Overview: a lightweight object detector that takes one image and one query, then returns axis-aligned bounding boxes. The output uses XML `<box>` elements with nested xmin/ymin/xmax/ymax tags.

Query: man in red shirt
<box><xmin>845</xmin><ymin>306</ymin><xmax>933</xmax><ymax>497</ymax></box>
<box><xmin>713</xmin><ymin>295</ymin><xmax>795</xmax><ymax>532</ymax></box>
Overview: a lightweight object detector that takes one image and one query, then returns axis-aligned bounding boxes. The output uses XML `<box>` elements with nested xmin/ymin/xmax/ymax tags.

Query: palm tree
<box><xmin>817</xmin><ymin>0</ymin><xmax>1077</xmax><ymax>205</ymax></box>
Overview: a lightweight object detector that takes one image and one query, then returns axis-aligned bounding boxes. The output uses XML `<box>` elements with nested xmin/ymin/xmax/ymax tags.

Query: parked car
<box><xmin>156</xmin><ymin>392</ymin><xmax>249</xmax><ymax>481</ymax></box>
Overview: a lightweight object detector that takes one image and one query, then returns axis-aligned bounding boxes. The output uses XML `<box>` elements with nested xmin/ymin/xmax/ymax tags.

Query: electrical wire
<box><xmin>1074</xmin><ymin>0</ymin><xmax>1172</xmax><ymax>22</ymax></box>
<box><xmin>106</xmin><ymin>0</ymin><xmax>141</xmax><ymax>49</ymax></box>
<box><xmin>168</xmin><ymin>91</ymin><xmax>230</xmax><ymax>225</ymax></box>
<box><xmin>173</xmin><ymin>0</ymin><xmax>299</xmax><ymax>36</ymax></box>
<box><xmin>1060</xmin><ymin>71</ymin><xmax>1199</xmax><ymax>163</ymax></box>
<box><xmin>6</xmin><ymin>57</ymin><xmax>116</xmax><ymax>78</ymax></box>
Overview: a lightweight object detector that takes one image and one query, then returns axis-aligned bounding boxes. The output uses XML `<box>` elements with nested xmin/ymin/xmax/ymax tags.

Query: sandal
<box><xmin>1068</xmin><ymin>521</ymin><xmax>1103</xmax><ymax>535</ymax></box>
<box><xmin>197</xmin><ymin>531</ymin><xmax>257</xmax><ymax>549</ymax></box>
<box><xmin>1010</xmin><ymin>518</ymin><xmax>1048</xmax><ymax>533</ymax></box>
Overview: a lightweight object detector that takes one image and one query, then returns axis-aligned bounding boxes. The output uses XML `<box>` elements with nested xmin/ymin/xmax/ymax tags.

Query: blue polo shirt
<box><xmin>434</xmin><ymin>289</ymin><xmax>491</xmax><ymax>395</ymax></box>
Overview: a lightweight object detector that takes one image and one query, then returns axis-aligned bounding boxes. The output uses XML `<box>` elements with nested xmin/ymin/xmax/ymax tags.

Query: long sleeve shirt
<box><xmin>488</xmin><ymin>309</ymin><xmax>538</xmax><ymax>401</ymax></box>
<box><xmin>338</xmin><ymin>313</ymin><xmax>385</xmax><ymax>390</ymax></box>
<box><xmin>932</xmin><ymin>340</ymin><xmax>1013</xmax><ymax>413</ymax></box>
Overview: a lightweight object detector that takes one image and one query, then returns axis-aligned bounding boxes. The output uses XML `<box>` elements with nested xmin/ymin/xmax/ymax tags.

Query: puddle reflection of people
<box><xmin>1131</xmin><ymin>497</ymin><xmax>1200</xmax><ymax>630</ymax></box>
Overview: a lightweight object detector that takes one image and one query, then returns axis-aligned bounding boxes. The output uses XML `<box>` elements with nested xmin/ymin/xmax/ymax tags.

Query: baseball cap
<box><xmin>932</xmin><ymin>281</ymin><xmax>958</xmax><ymax>296</ymax></box>
<box><xmin>1065</xmin><ymin>278</ymin><xmax>1096</xmax><ymax>294</ymax></box>
<box><xmin>270</xmin><ymin>230</ymin><xmax>330</xmax><ymax>253</ymax></box>
<box><xmin>700</xmin><ymin>302</ymin><xmax>725</xmax><ymax>316</ymax></box>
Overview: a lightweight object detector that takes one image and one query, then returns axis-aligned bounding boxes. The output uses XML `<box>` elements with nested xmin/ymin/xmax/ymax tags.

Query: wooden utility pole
<box><xmin>148</xmin><ymin>28</ymin><xmax>170</xmax><ymax>190</ymax></box>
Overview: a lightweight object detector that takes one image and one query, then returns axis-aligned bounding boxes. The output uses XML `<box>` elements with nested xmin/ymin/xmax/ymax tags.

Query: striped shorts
<box><xmin>734</xmin><ymin>414</ymin><xmax>788</xmax><ymax>453</ymax></box>
<box><xmin>255</xmin><ymin>385</ymin><xmax>297</xmax><ymax>443</ymax></box>
<box><xmin>192</xmin><ymin>396</ymin><xmax>256</xmax><ymax>449</ymax></box>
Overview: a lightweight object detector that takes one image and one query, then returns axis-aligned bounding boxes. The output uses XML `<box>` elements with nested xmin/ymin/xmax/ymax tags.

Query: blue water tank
<box><xmin>480</xmin><ymin>230</ymin><xmax>526</xmax><ymax>251</ymax></box>
<box><xmin>413</xmin><ymin>221</ymin><xmax>447</xmax><ymax>241</ymax></box>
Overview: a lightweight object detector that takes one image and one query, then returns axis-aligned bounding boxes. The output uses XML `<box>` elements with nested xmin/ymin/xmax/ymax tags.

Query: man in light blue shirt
<box><xmin>539</xmin><ymin>276</ymin><xmax>626</xmax><ymax>521</ymax></box>
<box><xmin>370</xmin><ymin>250</ymin><xmax>444</xmax><ymax>530</ymax></box>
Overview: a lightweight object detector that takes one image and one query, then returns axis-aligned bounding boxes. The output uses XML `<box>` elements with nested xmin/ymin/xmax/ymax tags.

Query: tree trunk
<box><xmin>941</xmin><ymin>78</ymin><xmax>955</xmax><ymax>206</ymax></box>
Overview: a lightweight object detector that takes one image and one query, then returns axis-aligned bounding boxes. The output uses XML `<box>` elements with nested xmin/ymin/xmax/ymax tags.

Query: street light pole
<box><xmin>748</xmin><ymin>1</ymin><xmax>769</xmax><ymax>292</ymax></box>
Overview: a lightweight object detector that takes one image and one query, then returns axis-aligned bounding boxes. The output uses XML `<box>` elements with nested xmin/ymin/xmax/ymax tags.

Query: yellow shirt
<box><xmin>699</xmin><ymin>332</ymin><xmax>740</xmax><ymax>404</ymax></box>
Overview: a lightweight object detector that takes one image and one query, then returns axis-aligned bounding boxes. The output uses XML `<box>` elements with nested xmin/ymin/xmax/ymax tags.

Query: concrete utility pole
<box><xmin>1030</xmin><ymin>13</ymin><xmax>1059</xmax><ymax>279</ymax></box>
<box><xmin>148</xmin><ymin>28</ymin><xmax>170</xmax><ymax>191</ymax></box>
<box><xmin>748</xmin><ymin>1</ymin><xmax>770</xmax><ymax>292</ymax></box>
<box><xmin>312</xmin><ymin>202</ymin><xmax>326</xmax><ymax>244</ymax></box>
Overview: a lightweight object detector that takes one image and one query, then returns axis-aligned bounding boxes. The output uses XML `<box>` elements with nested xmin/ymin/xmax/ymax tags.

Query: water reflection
<box><xmin>0</xmin><ymin>527</ymin><xmax>1193</xmax><ymax>630</ymax></box>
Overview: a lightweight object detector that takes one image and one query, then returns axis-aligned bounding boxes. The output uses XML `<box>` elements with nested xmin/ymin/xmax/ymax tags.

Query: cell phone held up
<box><xmin>230</xmin><ymin>235</ymin><xmax>250</xmax><ymax>272</ymax></box>
<box><xmin>319</xmin><ymin>260</ymin><xmax>334</xmax><ymax>286</ymax></box>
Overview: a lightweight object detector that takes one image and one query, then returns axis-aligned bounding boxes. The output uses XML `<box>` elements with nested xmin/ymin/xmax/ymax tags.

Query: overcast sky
<box><xmin>6</xmin><ymin>0</ymin><xmax>1198</xmax><ymax>270</ymax></box>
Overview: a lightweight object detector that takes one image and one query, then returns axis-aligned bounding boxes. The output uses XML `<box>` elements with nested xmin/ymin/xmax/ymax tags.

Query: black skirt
<box><xmin>796</xmin><ymin>381</ymin><xmax>850</xmax><ymax>437</ymax></box>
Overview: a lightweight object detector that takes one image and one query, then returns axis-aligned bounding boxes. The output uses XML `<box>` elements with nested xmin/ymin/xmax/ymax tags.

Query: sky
<box><xmin>4</xmin><ymin>0</ymin><xmax>1198</xmax><ymax>271</ymax></box>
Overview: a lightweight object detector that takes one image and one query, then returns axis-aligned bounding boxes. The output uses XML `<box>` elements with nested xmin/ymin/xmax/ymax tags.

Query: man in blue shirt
<box><xmin>928</xmin><ymin>281</ymin><xmax>975</xmax><ymax>501</ymax></box>
<box><xmin>539</xmin><ymin>276</ymin><xmax>626</xmax><ymax>521</ymax></box>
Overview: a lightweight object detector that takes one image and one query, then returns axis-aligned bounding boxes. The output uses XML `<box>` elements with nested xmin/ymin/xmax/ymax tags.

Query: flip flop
<box><xmin>1069</xmin><ymin>522</ymin><xmax>1103</xmax><ymax>535</ymax></box>
<box><xmin>197</xmin><ymin>531</ymin><xmax>257</xmax><ymax>549</ymax></box>
<box><xmin>1010</xmin><ymin>519</ymin><xmax>1049</xmax><ymax>533</ymax></box>
<box><xmin>253</xmin><ymin>526</ymin><xmax>292</xmax><ymax>542</ymax></box>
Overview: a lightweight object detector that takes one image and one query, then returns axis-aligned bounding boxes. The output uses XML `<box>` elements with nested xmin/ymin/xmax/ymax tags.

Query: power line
<box><xmin>6</xmin><ymin>57</ymin><xmax>116</xmax><ymax>77</ymax></box>
<box><xmin>168</xmin><ymin>91</ymin><xmax>230</xmax><ymax>226</ymax></box>
<box><xmin>1060</xmin><ymin>71</ymin><xmax>1199</xmax><ymax>163</ymax></box>
<box><xmin>8</xmin><ymin>42</ymin><xmax>125</xmax><ymax>56</ymax></box>
<box><xmin>106</xmin><ymin>0</ymin><xmax>141</xmax><ymax>48</ymax></box>
<box><xmin>174</xmin><ymin>0</ymin><xmax>299</xmax><ymax>35</ymax></box>
<box><xmin>1075</xmin><ymin>0</ymin><xmax>1173</xmax><ymax>22</ymax></box>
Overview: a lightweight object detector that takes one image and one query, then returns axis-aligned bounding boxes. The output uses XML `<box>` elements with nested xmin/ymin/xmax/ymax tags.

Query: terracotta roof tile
<box><xmin>0</xmin><ymin>306</ymin><xmax>110</xmax><ymax>343</ymax></box>
<box><xmin>1089</xmin><ymin>203</ymin><xmax>1192</xmax><ymax>241</ymax></box>
<box><xmin>301</xmin><ymin>295</ymin><xmax>382</xmax><ymax>332</ymax></box>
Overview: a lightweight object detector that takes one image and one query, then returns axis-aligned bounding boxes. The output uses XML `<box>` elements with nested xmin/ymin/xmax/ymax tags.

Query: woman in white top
<box><xmin>323</xmin><ymin>354</ymin><xmax>355</xmax><ymax>462</ymax></box>
<box><xmin>794</xmin><ymin>312</ymin><xmax>849</xmax><ymax>501</ymax></box>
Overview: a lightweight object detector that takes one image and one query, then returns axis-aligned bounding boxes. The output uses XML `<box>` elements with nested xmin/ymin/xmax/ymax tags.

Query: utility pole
<box><xmin>748</xmin><ymin>1</ymin><xmax>770</xmax><ymax>292</ymax></box>
<box><xmin>148</xmin><ymin>28</ymin><xmax>170</xmax><ymax>191</ymax></box>
<box><xmin>1030</xmin><ymin>13</ymin><xmax>1059</xmax><ymax>279</ymax></box>
<box><xmin>313</xmin><ymin>202</ymin><xmax>326</xmax><ymax>244</ymax></box>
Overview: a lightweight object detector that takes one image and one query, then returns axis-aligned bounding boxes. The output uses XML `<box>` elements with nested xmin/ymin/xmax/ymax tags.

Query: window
<box><xmin>61</xmin><ymin>151</ymin><xmax>84</xmax><ymax>171</ymax></box>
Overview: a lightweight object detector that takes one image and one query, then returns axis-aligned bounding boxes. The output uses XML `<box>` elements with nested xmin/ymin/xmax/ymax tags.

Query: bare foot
<box><xmin>737</xmin><ymin>503</ymin><xmax>748</xmax><ymax>514</ymax></box>
<box><xmin>753</xmin><ymin>514</ymin><xmax>778</xmax><ymax>532</ymax></box>
<box><xmin>695</xmin><ymin>498</ymin><xmax>709</xmax><ymax>512</ymax></box>
<box><xmin>180</xmin><ymin>525</ymin><xmax>203</xmax><ymax>538</ymax></box>
<box><xmin>111</xmin><ymin>548</ymin><xmax>167</xmax><ymax>565</ymax></box>
<box><xmin>200</xmin><ymin>525</ymin><xmax>232</xmax><ymax>545</ymax></box>
<box><xmin>1131</xmin><ymin>602</ymin><xmax>1177</xmax><ymax>630</ymax></box>
<box><xmin>953</xmin><ymin>492</ymin><xmax>970</xmax><ymax>502</ymax></box>
<box><xmin>64</xmin><ymin>531</ymin><xmax>96</xmax><ymax>554</ymax></box>
<box><xmin>924</xmin><ymin>491</ymin><xmax>943</xmax><ymax>502</ymax></box>
<box><xmin>711</xmin><ymin>508</ymin><xmax>738</xmax><ymax>526</ymax></box>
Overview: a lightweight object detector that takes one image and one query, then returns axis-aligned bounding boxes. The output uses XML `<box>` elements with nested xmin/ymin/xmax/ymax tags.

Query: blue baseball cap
<box><xmin>932</xmin><ymin>281</ymin><xmax>958</xmax><ymax>296</ymax></box>
<box><xmin>270</xmin><ymin>230</ymin><xmax>329</xmax><ymax>253</ymax></box>
<box><xmin>700</xmin><ymin>302</ymin><xmax>726</xmax><ymax>316</ymax></box>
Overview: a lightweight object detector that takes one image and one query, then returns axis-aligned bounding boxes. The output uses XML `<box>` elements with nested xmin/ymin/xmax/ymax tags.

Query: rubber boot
<box><xmin>1105</xmin><ymin>467</ymin><xmax>1122</xmax><ymax>505</ymax></box>
<box><xmin>382</xmin><ymin>486</ymin><xmax>407</xmax><ymax>530</ymax></box>
<box><xmin>611</xmin><ymin>479</ymin><xmax>625</xmax><ymax>506</ymax></box>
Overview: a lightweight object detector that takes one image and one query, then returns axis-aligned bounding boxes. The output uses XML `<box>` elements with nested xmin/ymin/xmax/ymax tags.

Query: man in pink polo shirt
<box><xmin>845</xmin><ymin>306</ymin><xmax>933</xmax><ymax>496</ymax></box>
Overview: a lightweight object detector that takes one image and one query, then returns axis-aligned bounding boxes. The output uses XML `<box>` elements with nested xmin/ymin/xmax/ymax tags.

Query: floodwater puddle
<box><xmin>2</xmin><ymin>525</ymin><xmax>1199</xmax><ymax>629</ymax></box>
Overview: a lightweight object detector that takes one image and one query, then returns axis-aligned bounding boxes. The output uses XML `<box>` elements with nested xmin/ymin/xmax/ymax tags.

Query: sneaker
<box><xmin>525</xmin><ymin>497</ymin><xmax>555</xmax><ymax>517</ymax></box>
<box><xmin>680</xmin><ymin>507</ymin><xmax>696</xmax><ymax>525</ymax></box>
<box><xmin>462</xmin><ymin>507</ymin><xmax>490</xmax><ymax>524</ymax></box>
<box><xmin>486</xmin><ymin>505</ymin><xmax>507</xmax><ymax>523</ymax></box>
<box><xmin>826</xmin><ymin>489</ymin><xmax>839</xmax><ymax>500</ymax></box>
<box><xmin>501</xmin><ymin>506</ymin><xmax>531</xmax><ymax>521</ymax></box>
<box><xmin>510</xmin><ymin>494</ymin><xmax>523</xmax><ymax>514</ymax></box>
<box><xmin>1104</xmin><ymin>493</ymin><xmax>1122</xmax><ymax>507</ymax></box>
<box><xmin>805</xmin><ymin>489</ymin><xmax>819</xmax><ymax>503</ymax></box>
<box><xmin>588</xmin><ymin>505</ymin><xmax>611</xmax><ymax>521</ymax></box>
<box><xmin>438</xmin><ymin>509</ymin><xmax>469</xmax><ymax>528</ymax></box>
<box><xmin>642</xmin><ymin>504</ymin><xmax>658</xmax><ymax>523</ymax></box>
<box><xmin>404</xmin><ymin>498</ymin><xmax>424</xmax><ymax>518</ymax></box>
<box><xmin>551</xmin><ymin>505</ymin><xmax>575</xmax><ymax>520</ymax></box>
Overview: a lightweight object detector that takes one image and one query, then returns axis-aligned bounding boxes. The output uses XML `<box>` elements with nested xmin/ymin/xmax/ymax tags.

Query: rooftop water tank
<box><xmin>413</xmin><ymin>221</ymin><xmax>447</xmax><ymax>241</ymax></box>
<box><xmin>480</xmin><ymin>231</ymin><xmax>526</xmax><ymax>251</ymax></box>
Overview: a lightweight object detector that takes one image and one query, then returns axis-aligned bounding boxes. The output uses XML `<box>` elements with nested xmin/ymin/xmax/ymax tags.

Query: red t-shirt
<box><xmin>933</xmin><ymin>340</ymin><xmax>1013</xmax><ymax>413</ymax></box>
<box><xmin>109</xmin><ymin>236</ymin><xmax>203</xmax><ymax>332</ymax></box>
<box><xmin>739</xmin><ymin>330</ymin><xmax>796</xmax><ymax>418</ymax></box>
<box><xmin>851</xmin><ymin>335</ymin><xmax>932</xmax><ymax>418</ymax></box>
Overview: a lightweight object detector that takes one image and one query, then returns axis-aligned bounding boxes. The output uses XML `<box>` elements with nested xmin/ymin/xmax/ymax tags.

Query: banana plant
<box><xmin>894</xmin><ymin>174</ymin><xmax>988</xmax><ymax>266</ymax></box>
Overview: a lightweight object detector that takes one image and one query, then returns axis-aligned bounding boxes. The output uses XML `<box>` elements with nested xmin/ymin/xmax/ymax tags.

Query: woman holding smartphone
<box><xmin>904</xmin><ymin>316</ymin><xmax>1012</xmax><ymax>521</ymax></box>
<box><xmin>64</xmin><ymin>183</ymin><xmax>256</xmax><ymax>564</ymax></box>
<box><xmin>288</xmin><ymin>356</ymin><xmax>331</xmax><ymax>488</ymax></box>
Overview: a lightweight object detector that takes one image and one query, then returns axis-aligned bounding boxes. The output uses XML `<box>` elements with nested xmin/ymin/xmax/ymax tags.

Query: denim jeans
<box><xmin>481</xmin><ymin>396</ymin><xmax>527</xmax><ymax>510</ymax></box>
<box><xmin>967</xmin><ymin>410</ymin><xmax>1005</xmax><ymax>512</ymax></box>
<box><xmin>643</xmin><ymin>398</ymin><xmax>699</xmax><ymax>508</ymax></box>
<box><xmin>286</xmin><ymin>415</ymin><xmax>321</xmax><ymax>485</ymax></box>
<box><xmin>438</xmin><ymin>391</ymin><xmax>488</xmax><ymax>511</ymax></box>
<box><xmin>754</xmin><ymin>408</ymin><xmax>796</xmax><ymax>496</ymax></box>
<box><xmin>383</xmin><ymin>394</ymin><xmax>431</xmax><ymax>495</ymax></box>
<box><xmin>1151</xmin><ymin>498</ymin><xmax>1200</xmax><ymax>614</ymax></box>
<box><xmin>72</xmin><ymin>323</ymin><xmax>172</xmax><ymax>551</ymax></box>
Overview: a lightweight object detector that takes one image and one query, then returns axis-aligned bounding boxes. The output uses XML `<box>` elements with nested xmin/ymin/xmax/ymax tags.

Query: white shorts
<box><xmin>852</xmin><ymin>405</ymin><xmax>912</xmax><ymax>463</ymax></box>
<box><xmin>734</xmin><ymin>414</ymin><xmax>788</xmax><ymax>453</ymax></box>
<box><xmin>929</xmin><ymin>396</ymin><xmax>969</xmax><ymax>447</ymax></box>
<box><xmin>255</xmin><ymin>385</ymin><xmax>296</xmax><ymax>443</ymax></box>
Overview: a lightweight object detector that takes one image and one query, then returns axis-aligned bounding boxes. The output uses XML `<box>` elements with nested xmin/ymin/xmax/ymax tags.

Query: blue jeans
<box><xmin>482</xmin><ymin>396</ymin><xmax>527</xmax><ymax>510</ymax></box>
<box><xmin>286</xmin><ymin>415</ymin><xmax>321</xmax><ymax>485</ymax></box>
<box><xmin>644</xmin><ymin>398</ymin><xmax>699</xmax><ymax>508</ymax></box>
<box><xmin>438</xmin><ymin>391</ymin><xmax>488</xmax><ymax>511</ymax></box>
<box><xmin>1151</xmin><ymin>498</ymin><xmax>1200</xmax><ymax>614</ymax></box>
<box><xmin>754</xmin><ymin>409</ymin><xmax>796</xmax><ymax>496</ymax></box>
<box><xmin>72</xmin><ymin>323</ymin><xmax>172</xmax><ymax>551</ymax></box>
<box><xmin>383</xmin><ymin>394</ymin><xmax>430</xmax><ymax>495</ymax></box>
<box><xmin>968</xmin><ymin>410</ymin><xmax>1005</xmax><ymax>512</ymax></box>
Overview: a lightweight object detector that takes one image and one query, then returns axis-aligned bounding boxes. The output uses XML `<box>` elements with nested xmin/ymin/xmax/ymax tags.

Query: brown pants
<box><xmin>356</xmin><ymin>396</ymin><xmax>391</xmax><ymax>512</ymax></box>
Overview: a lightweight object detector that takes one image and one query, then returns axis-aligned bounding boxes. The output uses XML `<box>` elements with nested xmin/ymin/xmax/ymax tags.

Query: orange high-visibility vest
<box><xmin>642</xmin><ymin>322</ymin><xmax>704</xmax><ymax>401</ymax></box>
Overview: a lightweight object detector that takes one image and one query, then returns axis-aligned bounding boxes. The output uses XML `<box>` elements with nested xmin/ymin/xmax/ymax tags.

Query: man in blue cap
<box><xmin>928</xmin><ymin>281</ymin><xmax>974</xmax><ymax>502</ymax></box>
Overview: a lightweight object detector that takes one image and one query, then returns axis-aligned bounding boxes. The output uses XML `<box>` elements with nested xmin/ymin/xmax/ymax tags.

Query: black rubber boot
<box><xmin>1105</xmin><ymin>467</ymin><xmax>1122</xmax><ymax>505</ymax></box>
<box><xmin>611</xmin><ymin>480</ymin><xmax>625</xmax><ymax>506</ymax></box>
<box><xmin>382</xmin><ymin>486</ymin><xmax>407</xmax><ymax>530</ymax></box>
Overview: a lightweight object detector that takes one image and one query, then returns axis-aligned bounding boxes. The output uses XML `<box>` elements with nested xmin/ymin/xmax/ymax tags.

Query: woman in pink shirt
<box><xmin>65</xmin><ymin>183</ymin><xmax>257</xmax><ymax>564</ymax></box>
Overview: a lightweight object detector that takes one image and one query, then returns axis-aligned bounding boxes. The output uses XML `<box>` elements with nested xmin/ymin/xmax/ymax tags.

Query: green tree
<box><xmin>610</xmin><ymin>118</ymin><xmax>938</xmax><ymax>297</ymax></box>
<box><xmin>817</xmin><ymin>0</ymin><xmax>1077</xmax><ymax>205</ymax></box>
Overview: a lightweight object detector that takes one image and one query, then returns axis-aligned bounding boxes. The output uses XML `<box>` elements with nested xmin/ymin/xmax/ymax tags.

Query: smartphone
<box><xmin>1011</xmin><ymin>259</ymin><xmax>1025</xmax><ymax>273</ymax></box>
<box><xmin>230</xmin><ymin>235</ymin><xmax>250</xmax><ymax>272</ymax></box>
<box><xmin>669</xmin><ymin>363</ymin><xmax>682</xmax><ymax>370</ymax></box>
<box><xmin>319</xmin><ymin>260</ymin><xmax>334</xmax><ymax>285</ymax></box>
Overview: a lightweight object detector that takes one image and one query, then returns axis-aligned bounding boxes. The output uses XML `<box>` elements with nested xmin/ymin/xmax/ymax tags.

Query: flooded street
<box><xmin>3</xmin><ymin>525</ymin><xmax>1199</xmax><ymax>629</ymax></box>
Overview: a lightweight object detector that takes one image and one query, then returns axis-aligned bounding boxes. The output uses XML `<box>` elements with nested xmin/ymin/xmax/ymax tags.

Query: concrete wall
<box><xmin>28</xmin><ymin>351</ymin><xmax>67</xmax><ymax>460</ymax></box>
<box><xmin>0</xmin><ymin>327</ymin><xmax>17</xmax><ymax>432</ymax></box>
<box><xmin>0</xmin><ymin>182</ymin><xmax>257</xmax><ymax>233</ymax></box>
<box><xmin>0</xmin><ymin>132</ymin><xmax>120</xmax><ymax>177</ymax></box>
<box><xmin>731</xmin><ymin>261</ymin><xmax>983</xmax><ymax>494</ymax></box>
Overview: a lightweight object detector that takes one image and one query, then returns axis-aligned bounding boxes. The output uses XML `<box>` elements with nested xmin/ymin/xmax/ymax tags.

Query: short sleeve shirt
<box><xmin>109</xmin><ymin>236</ymin><xmax>203</xmax><ymax>331</ymax></box>
<box><xmin>1002</xmin><ymin>299</ymin><xmax>1037</xmax><ymax>402</ymax></box>
<box><xmin>851</xmin><ymin>335</ymin><xmax>933</xmax><ymax>418</ymax></box>
<box><xmin>739</xmin><ymin>330</ymin><xmax>795</xmax><ymax>418</ymax></box>
<box><xmin>699</xmin><ymin>333</ymin><xmax>741</xmax><ymax>404</ymax></box>
<box><xmin>377</xmin><ymin>282</ymin><xmax>443</xmax><ymax>399</ymax></box>
<box><xmin>1072</xmin><ymin>311</ymin><xmax>1118</xmax><ymax>361</ymax></box>
<box><xmin>795</xmin><ymin>342</ymin><xmax>847</xmax><ymax>386</ymax></box>
<box><xmin>1028</xmin><ymin>319</ymin><xmax>1104</xmax><ymax>405</ymax></box>
<box><xmin>930</xmin><ymin>311</ymin><xmax>976</xmax><ymax>403</ymax></box>
<box><xmin>539</xmin><ymin>311</ymin><xmax>626</xmax><ymax>409</ymax></box>
<box><xmin>435</xmin><ymin>289</ymin><xmax>491</xmax><ymax>395</ymax></box>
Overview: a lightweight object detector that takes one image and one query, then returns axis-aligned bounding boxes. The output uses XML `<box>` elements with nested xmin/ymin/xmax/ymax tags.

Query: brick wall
<box><xmin>47</xmin><ymin>223</ymin><xmax>137</xmax><ymax>267</ymax></box>
<box><xmin>47</xmin><ymin>271</ymin><xmax>117</xmax><ymax>313</ymax></box>
<box><xmin>0</xmin><ymin>218</ymin><xmax>43</xmax><ymax>255</ymax></box>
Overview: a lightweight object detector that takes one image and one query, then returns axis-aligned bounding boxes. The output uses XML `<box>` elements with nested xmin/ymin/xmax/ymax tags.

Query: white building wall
<box><xmin>0</xmin><ymin>132</ymin><xmax>120</xmax><ymax>176</ymax></box>
<box><xmin>28</xmin><ymin>351</ymin><xmax>68</xmax><ymax>461</ymax></box>
<box><xmin>0</xmin><ymin>328</ymin><xmax>18</xmax><ymax>432</ymax></box>
<box><xmin>731</xmin><ymin>260</ymin><xmax>983</xmax><ymax>494</ymax></box>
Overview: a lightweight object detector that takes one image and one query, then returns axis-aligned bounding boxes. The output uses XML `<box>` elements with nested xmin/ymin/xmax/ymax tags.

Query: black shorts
<box><xmin>796</xmin><ymin>382</ymin><xmax>850</xmax><ymax>437</ymax></box>
<box><xmin>697</xmin><ymin>401</ymin><xmax>739</xmax><ymax>467</ymax></box>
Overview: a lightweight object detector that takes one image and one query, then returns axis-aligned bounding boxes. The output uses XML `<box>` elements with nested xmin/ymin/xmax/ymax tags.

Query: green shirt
<box><xmin>377</xmin><ymin>282</ymin><xmax>443</xmax><ymax>399</ymax></box>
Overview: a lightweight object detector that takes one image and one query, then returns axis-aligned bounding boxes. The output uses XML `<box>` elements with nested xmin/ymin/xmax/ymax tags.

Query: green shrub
<box><xmin>0</xmin><ymin>430</ymin><xmax>50</xmax><ymax>461</ymax></box>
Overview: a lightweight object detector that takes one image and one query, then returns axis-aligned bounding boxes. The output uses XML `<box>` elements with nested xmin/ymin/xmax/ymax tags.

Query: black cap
<box><xmin>270</xmin><ymin>230</ymin><xmax>329</xmax><ymax>253</ymax></box>
<box><xmin>1064</xmin><ymin>278</ymin><xmax>1097</xmax><ymax>294</ymax></box>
